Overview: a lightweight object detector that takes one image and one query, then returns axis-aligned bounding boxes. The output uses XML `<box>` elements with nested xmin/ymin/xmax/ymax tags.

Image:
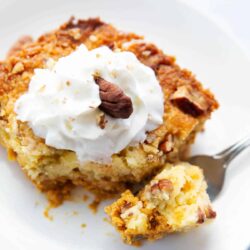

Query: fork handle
<box><xmin>215</xmin><ymin>135</ymin><xmax>250</xmax><ymax>167</ymax></box>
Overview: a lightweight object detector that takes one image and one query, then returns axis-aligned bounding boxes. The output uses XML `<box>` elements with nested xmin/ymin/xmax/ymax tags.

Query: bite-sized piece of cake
<box><xmin>105</xmin><ymin>162</ymin><xmax>216</xmax><ymax>245</ymax></box>
<box><xmin>0</xmin><ymin>17</ymin><xmax>218</xmax><ymax>205</ymax></box>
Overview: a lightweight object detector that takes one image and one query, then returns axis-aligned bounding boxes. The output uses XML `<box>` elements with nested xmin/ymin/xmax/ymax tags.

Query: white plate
<box><xmin>0</xmin><ymin>0</ymin><xmax>250</xmax><ymax>250</ymax></box>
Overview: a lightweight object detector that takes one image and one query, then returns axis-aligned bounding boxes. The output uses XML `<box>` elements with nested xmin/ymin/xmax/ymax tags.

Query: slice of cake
<box><xmin>0</xmin><ymin>17</ymin><xmax>218</xmax><ymax>205</ymax></box>
<box><xmin>105</xmin><ymin>162</ymin><xmax>216</xmax><ymax>245</ymax></box>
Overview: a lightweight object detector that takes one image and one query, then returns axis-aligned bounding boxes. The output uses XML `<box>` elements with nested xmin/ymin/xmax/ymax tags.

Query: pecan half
<box><xmin>170</xmin><ymin>85</ymin><xmax>210</xmax><ymax>117</ymax></box>
<box><xmin>94</xmin><ymin>76</ymin><xmax>133</xmax><ymax>119</ymax></box>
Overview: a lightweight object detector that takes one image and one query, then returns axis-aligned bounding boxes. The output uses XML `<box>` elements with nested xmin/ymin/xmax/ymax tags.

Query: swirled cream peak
<box><xmin>15</xmin><ymin>45</ymin><xmax>164</xmax><ymax>163</ymax></box>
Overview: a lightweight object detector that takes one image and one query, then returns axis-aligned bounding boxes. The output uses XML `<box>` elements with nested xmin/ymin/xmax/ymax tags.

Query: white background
<box><xmin>183</xmin><ymin>0</ymin><xmax>250</xmax><ymax>58</ymax></box>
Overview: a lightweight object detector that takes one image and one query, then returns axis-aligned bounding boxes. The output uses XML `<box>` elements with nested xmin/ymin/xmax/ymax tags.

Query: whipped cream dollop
<box><xmin>15</xmin><ymin>45</ymin><xmax>164</xmax><ymax>163</ymax></box>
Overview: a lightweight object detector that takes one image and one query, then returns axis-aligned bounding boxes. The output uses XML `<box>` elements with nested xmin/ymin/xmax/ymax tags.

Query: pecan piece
<box><xmin>159</xmin><ymin>134</ymin><xmax>174</xmax><ymax>153</ymax></box>
<box><xmin>121</xmin><ymin>201</ymin><xmax>133</xmax><ymax>214</ymax></box>
<box><xmin>197</xmin><ymin>207</ymin><xmax>205</xmax><ymax>224</ymax></box>
<box><xmin>94</xmin><ymin>76</ymin><xmax>133</xmax><ymax>119</ymax></box>
<box><xmin>120</xmin><ymin>201</ymin><xmax>134</xmax><ymax>216</ymax></box>
<box><xmin>64</xmin><ymin>17</ymin><xmax>104</xmax><ymax>31</ymax></box>
<box><xmin>206</xmin><ymin>206</ymin><xmax>217</xmax><ymax>219</ymax></box>
<box><xmin>158</xmin><ymin>179</ymin><xmax>173</xmax><ymax>192</ymax></box>
<box><xmin>150</xmin><ymin>183</ymin><xmax>160</xmax><ymax>194</ymax></box>
<box><xmin>96</xmin><ymin>113</ymin><xmax>107</xmax><ymax>129</ymax></box>
<box><xmin>170</xmin><ymin>85</ymin><xmax>210</xmax><ymax>117</ymax></box>
<box><xmin>131</xmin><ymin>43</ymin><xmax>173</xmax><ymax>70</ymax></box>
<box><xmin>151</xmin><ymin>179</ymin><xmax>173</xmax><ymax>194</ymax></box>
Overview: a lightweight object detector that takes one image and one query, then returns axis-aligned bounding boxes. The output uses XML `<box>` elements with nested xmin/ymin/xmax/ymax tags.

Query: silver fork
<box><xmin>188</xmin><ymin>135</ymin><xmax>250</xmax><ymax>201</ymax></box>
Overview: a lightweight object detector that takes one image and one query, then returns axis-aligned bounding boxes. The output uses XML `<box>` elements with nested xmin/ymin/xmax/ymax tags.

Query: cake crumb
<box><xmin>81</xmin><ymin>223</ymin><xmax>87</xmax><ymax>228</ymax></box>
<box><xmin>96</xmin><ymin>113</ymin><xmax>107</xmax><ymax>129</ymax></box>
<box><xmin>103</xmin><ymin>217</ymin><xmax>109</xmax><ymax>223</ymax></box>
<box><xmin>7</xmin><ymin>148</ymin><xmax>17</xmax><ymax>160</ymax></box>
<box><xmin>34</xmin><ymin>201</ymin><xmax>40</xmax><ymax>207</ymax></box>
<box><xmin>12</xmin><ymin>62</ymin><xmax>24</xmax><ymax>74</ymax></box>
<box><xmin>72</xmin><ymin>211</ymin><xmax>79</xmax><ymax>216</ymax></box>
<box><xmin>43</xmin><ymin>205</ymin><xmax>54</xmax><ymax>221</ymax></box>
<box><xmin>82</xmin><ymin>194</ymin><xmax>89</xmax><ymax>202</ymax></box>
<box><xmin>88</xmin><ymin>196</ymin><xmax>101</xmax><ymax>213</ymax></box>
<box><xmin>89</xmin><ymin>35</ymin><xmax>98</xmax><ymax>42</ymax></box>
<box><xmin>132</xmin><ymin>241</ymin><xmax>142</xmax><ymax>247</ymax></box>
<box><xmin>46</xmin><ymin>182</ymin><xmax>73</xmax><ymax>207</ymax></box>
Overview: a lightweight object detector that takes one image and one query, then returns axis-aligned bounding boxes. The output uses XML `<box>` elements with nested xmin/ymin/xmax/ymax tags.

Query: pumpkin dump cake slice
<box><xmin>0</xmin><ymin>18</ymin><xmax>218</xmax><ymax>205</ymax></box>
<box><xmin>105</xmin><ymin>162</ymin><xmax>216</xmax><ymax>245</ymax></box>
